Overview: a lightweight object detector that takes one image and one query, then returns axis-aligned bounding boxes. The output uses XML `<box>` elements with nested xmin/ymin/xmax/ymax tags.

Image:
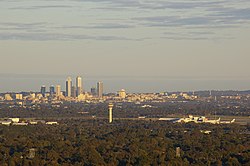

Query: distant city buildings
<box><xmin>2</xmin><ymin>83</ymin><xmax>250</xmax><ymax>118</ymax></box>
<box><xmin>118</xmin><ymin>89</ymin><xmax>126</xmax><ymax>99</ymax></box>
<box><xmin>0</xmin><ymin>90</ymin><xmax>201</xmax><ymax>103</ymax></box>
<box><xmin>15</xmin><ymin>94</ymin><xmax>23</xmax><ymax>100</ymax></box>
<box><xmin>1</xmin><ymin>76</ymin><xmax>228</xmax><ymax>105</ymax></box>
<box><xmin>0</xmin><ymin>76</ymin><xmax>107</xmax><ymax>102</ymax></box>
<box><xmin>4</xmin><ymin>94</ymin><xmax>13</xmax><ymax>101</ymax></box>
<box><xmin>56</xmin><ymin>85</ymin><xmax>61</xmax><ymax>96</ymax></box>
<box><xmin>19</xmin><ymin>76</ymin><xmax>107</xmax><ymax>102</ymax></box>
<box><xmin>97</xmin><ymin>81</ymin><xmax>103</xmax><ymax>98</ymax></box>
<box><xmin>76</xmin><ymin>76</ymin><xmax>83</xmax><ymax>97</ymax></box>
<box><xmin>66</xmin><ymin>77</ymin><xmax>72</xmax><ymax>97</ymax></box>
<box><xmin>71</xmin><ymin>86</ymin><xmax>77</xmax><ymax>98</ymax></box>
<box><xmin>41</xmin><ymin>86</ymin><xmax>46</xmax><ymax>97</ymax></box>
<box><xmin>91</xmin><ymin>87</ymin><xmax>97</xmax><ymax>96</ymax></box>
<box><xmin>50</xmin><ymin>85</ymin><xmax>55</xmax><ymax>96</ymax></box>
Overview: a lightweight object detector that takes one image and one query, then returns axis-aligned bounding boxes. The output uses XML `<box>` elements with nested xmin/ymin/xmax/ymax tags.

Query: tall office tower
<box><xmin>41</xmin><ymin>86</ymin><xmax>46</xmax><ymax>97</ymax></box>
<box><xmin>50</xmin><ymin>85</ymin><xmax>55</xmax><ymax>95</ymax></box>
<box><xmin>97</xmin><ymin>81</ymin><xmax>103</xmax><ymax>98</ymax></box>
<box><xmin>76</xmin><ymin>76</ymin><xmax>83</xmax><ymax>96</ymax></box>
<box><xmin>56</xmin><ymin>85</ymin><xmax>61</xmax><ymax>96</ymax></box>
<box><xmin>66</xmin><ymin>77</ymin><xmax>72</xmax><ymax>97</ymax></box>
<box><xmin>91</xmin><ymin>87</ymin><xmax>97</xmax><ymax>96</ymax></box>
<box><xmin>71</xmin><ymin>86</ymin><xmax>77</xmax><ymax>98</ymax></box>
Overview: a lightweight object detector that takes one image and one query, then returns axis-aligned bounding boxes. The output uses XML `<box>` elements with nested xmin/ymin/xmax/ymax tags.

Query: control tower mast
<box><xmin>108</xmin><ymin>103</ymin><xmax>114</xmax><ymax>123</ymax></box>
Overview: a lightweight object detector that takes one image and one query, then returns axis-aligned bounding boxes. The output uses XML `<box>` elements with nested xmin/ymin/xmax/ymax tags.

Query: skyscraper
<box><xmin>71</xmin><ymin>86</ymin><xmax>76</xmax><ymax>98</ymax></box>
<box><xmin>97</xmin><ymin>81</ymin><xmax>103</xmax><ymax>98</ymax></box>
<box><xmin>41</xmin><ymin>86</ymin><xmax>46</xmax><ymax>97</ymax></box>
<box><xmin>50</xmin><ymin>85</ymin><xmax>55</xmax><ymax>96</ymax></box>
<box><xmin>76</xmin><ymin>76</ymin><xmax>82</xmax><ymax>96</ymax></box>
<box><xmin>56</xmin><ymin>85</ymin><xmax>61</xmax><ymax>96</ymax></box>
<box><xmin>91</xmin><ymin>87</ymin><xmax>97</xmax><ymax>96</ymax></box>
<box><xmin>66</xmin><ymin>77</ymin><xmax>72</xmax><ymax>97</ymax></box>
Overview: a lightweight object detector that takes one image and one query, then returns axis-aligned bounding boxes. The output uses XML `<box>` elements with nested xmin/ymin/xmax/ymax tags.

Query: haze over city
<box><xmin>1</xmin><ymin>0</ymin><xmax>250</xmax><ymax>92</ymax></box>
<box><xmin>1</xmin><ymin>1</ymin><xmax>250</xmax><ymax>165</ymax></box>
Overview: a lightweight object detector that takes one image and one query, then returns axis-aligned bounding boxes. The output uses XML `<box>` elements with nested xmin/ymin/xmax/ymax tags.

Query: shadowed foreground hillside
<box><xmin>0</xmin><ymin>120</ymin><xmax>249</xmax><ymax>166</ymax></box>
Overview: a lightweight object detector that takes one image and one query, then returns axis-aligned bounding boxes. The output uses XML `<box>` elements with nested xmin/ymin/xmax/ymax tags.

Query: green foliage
<box><xmin>0</xmin><ymin>120</ymin><xmax>249</xmax><ymax>165</ymax></box>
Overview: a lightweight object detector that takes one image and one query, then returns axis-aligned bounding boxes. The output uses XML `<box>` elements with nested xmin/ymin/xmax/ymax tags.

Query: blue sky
<box><xmin>0</xmin><ymin>0</ymin><xmax>250</xmax><ymax>92</ymax></box>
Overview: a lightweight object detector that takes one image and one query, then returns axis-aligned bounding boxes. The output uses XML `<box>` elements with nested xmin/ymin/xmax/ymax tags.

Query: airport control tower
<box><xmin>108</xmin><ymin>103</ymin><xmax>114</xmax><ymax>123</ymax></box>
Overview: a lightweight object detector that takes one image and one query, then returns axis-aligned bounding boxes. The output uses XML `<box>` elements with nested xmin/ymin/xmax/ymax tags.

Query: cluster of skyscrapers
<box><xmin>40</xmin><ymin>76</ymin><xmax>103</xmax><ymax>99</ymax></box>
<box><xmin>65</xmin><ymin>76</ymin><xmax>83</xmax><ymax>98</ymax></box>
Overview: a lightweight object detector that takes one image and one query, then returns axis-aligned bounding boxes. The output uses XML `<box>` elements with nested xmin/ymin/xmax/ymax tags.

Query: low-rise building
<box><xmin>118</xmin><ymin>89</ymin><xmax>126</xmax><ymax>99</ymax></box>
<box><xmin>4</xmin><ymin>94</ymin><xmax>13</xmax><ymax>100</ymax></box>
<box><xmin>9</xmin><ymin>118</ymin><xmax>20</xmax><ymax>123</ymax></box>
<box><xmin>12</xmin><ymin>122</ymin><xmax>28</xmax><ymax>126</ymax></box>
<box><xmin>0</xmin><ymin>120</ymin><xmax>12</xmax><ymax>126</ymax></box>
<box><xmin>16</xmin><ymin>94</ymin><xmax>23</xmax><ymax>100</ymax></box>
<box><xmin>46</xmin><ymin>121</ymin><xmax>58</xmax><ymax>125</ymax></box>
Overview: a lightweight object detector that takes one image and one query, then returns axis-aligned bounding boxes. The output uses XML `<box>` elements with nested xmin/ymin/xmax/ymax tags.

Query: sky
<box><xmin>0</xmin><ymin>0</ymin><xmax>250</xmax><ymax>93</ymax></box>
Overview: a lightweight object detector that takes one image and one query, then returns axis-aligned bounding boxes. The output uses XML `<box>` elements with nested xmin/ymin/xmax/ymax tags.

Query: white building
<box><xmin>9</xmin><ymin>118</ymin><xmax>20</xmax><ymax>123</ymax></box>
<box><xmin>0</xmin><ymin>120</ymin><xmax>12</xmax><ymax>126</ymax></box>
<box><xmin>76</xmin><ymin>76</ymin><xmax>83</xmax><ymax>96</ymax></box>
<box><xmin>118</xmin><ymin>89</ymin><xmax>126</xmax><ymax>99</ymax></box>
<box><xmin>4</xmin><ymin>94</ymin><xmax>13</xmax><ymax>100</ymax></box>
<box><xmin>46</xmin><ymin>121</ymin><xmax>59</xmax><ymax>125</ymax></box>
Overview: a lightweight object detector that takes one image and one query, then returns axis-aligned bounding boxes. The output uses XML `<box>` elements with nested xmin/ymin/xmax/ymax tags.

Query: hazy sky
<box><xmin>0</xmin><ymin>0</ymin><xmax>250</xmax><ymax>92</ymax></box>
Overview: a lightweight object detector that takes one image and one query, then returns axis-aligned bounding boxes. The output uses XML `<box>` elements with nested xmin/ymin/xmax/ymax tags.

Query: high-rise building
<box><xmin>97</xmin><ymin>81</ymin><xmax>103</xmax><ymax>98</ymax></box>
<box><xmin>76</xmin><ymin>76</ymin><xmax>83</xmax><ymax>96</ymax></box>
<box><xmin>71</xmin><ymin>86</ymin><xmax>77</xmax><ymax>98</ymax></box>
<box><xmin>56</xmin><ymin>85</ymin><xmax>61</xmax><ymax>96</ymax></box>
<box><xmin>66</xmin><ymin>77</ymin><xmax>72</xmax><ymax>97</ymax></box>
<box><xmin>91</xmin><ymin>87</ymin><xmax>97</xmax><ymax>96</ymax></box>
<box><xmin>41</xmin><ymin>86</ymin><xmax>46</xmax><ymax>97</ymax></box>
<box><xmin>50</xmin><ymin>85</ymin><xmax>55</xmax><ymax>96</ymax></box>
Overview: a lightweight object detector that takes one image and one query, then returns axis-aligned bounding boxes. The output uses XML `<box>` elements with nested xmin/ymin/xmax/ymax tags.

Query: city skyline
<box><xmin>0</xmin><ymin>1</ymin><xmax>249</xmax><ymax>164</ymax></box>
<box><xmin>1</xmin><ymin>0</ymin><xmax>250</xmax><ymax>92</ymax></box>
<box><xmin>1</xmin><ymin>74</ymin><xmax>250</xmax><ymax>94</ymax></box>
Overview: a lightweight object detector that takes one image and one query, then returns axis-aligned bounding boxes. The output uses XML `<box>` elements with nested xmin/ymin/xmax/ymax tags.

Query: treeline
<box><xmin>0</xmin><ymin>101</ymin><xmax>249</xmax><ymax>119</ymax></box>
<box><xmin>0</xmin><ymin>120</ymin><xmax>249</xmax><ymax>165</ymax></box>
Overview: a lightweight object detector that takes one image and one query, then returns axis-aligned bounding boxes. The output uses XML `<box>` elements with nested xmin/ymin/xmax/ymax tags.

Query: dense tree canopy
<box><xmin>0</xmin><ymin>120</ymin><xmax>249</xmax><ymax>165</ymax></box>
